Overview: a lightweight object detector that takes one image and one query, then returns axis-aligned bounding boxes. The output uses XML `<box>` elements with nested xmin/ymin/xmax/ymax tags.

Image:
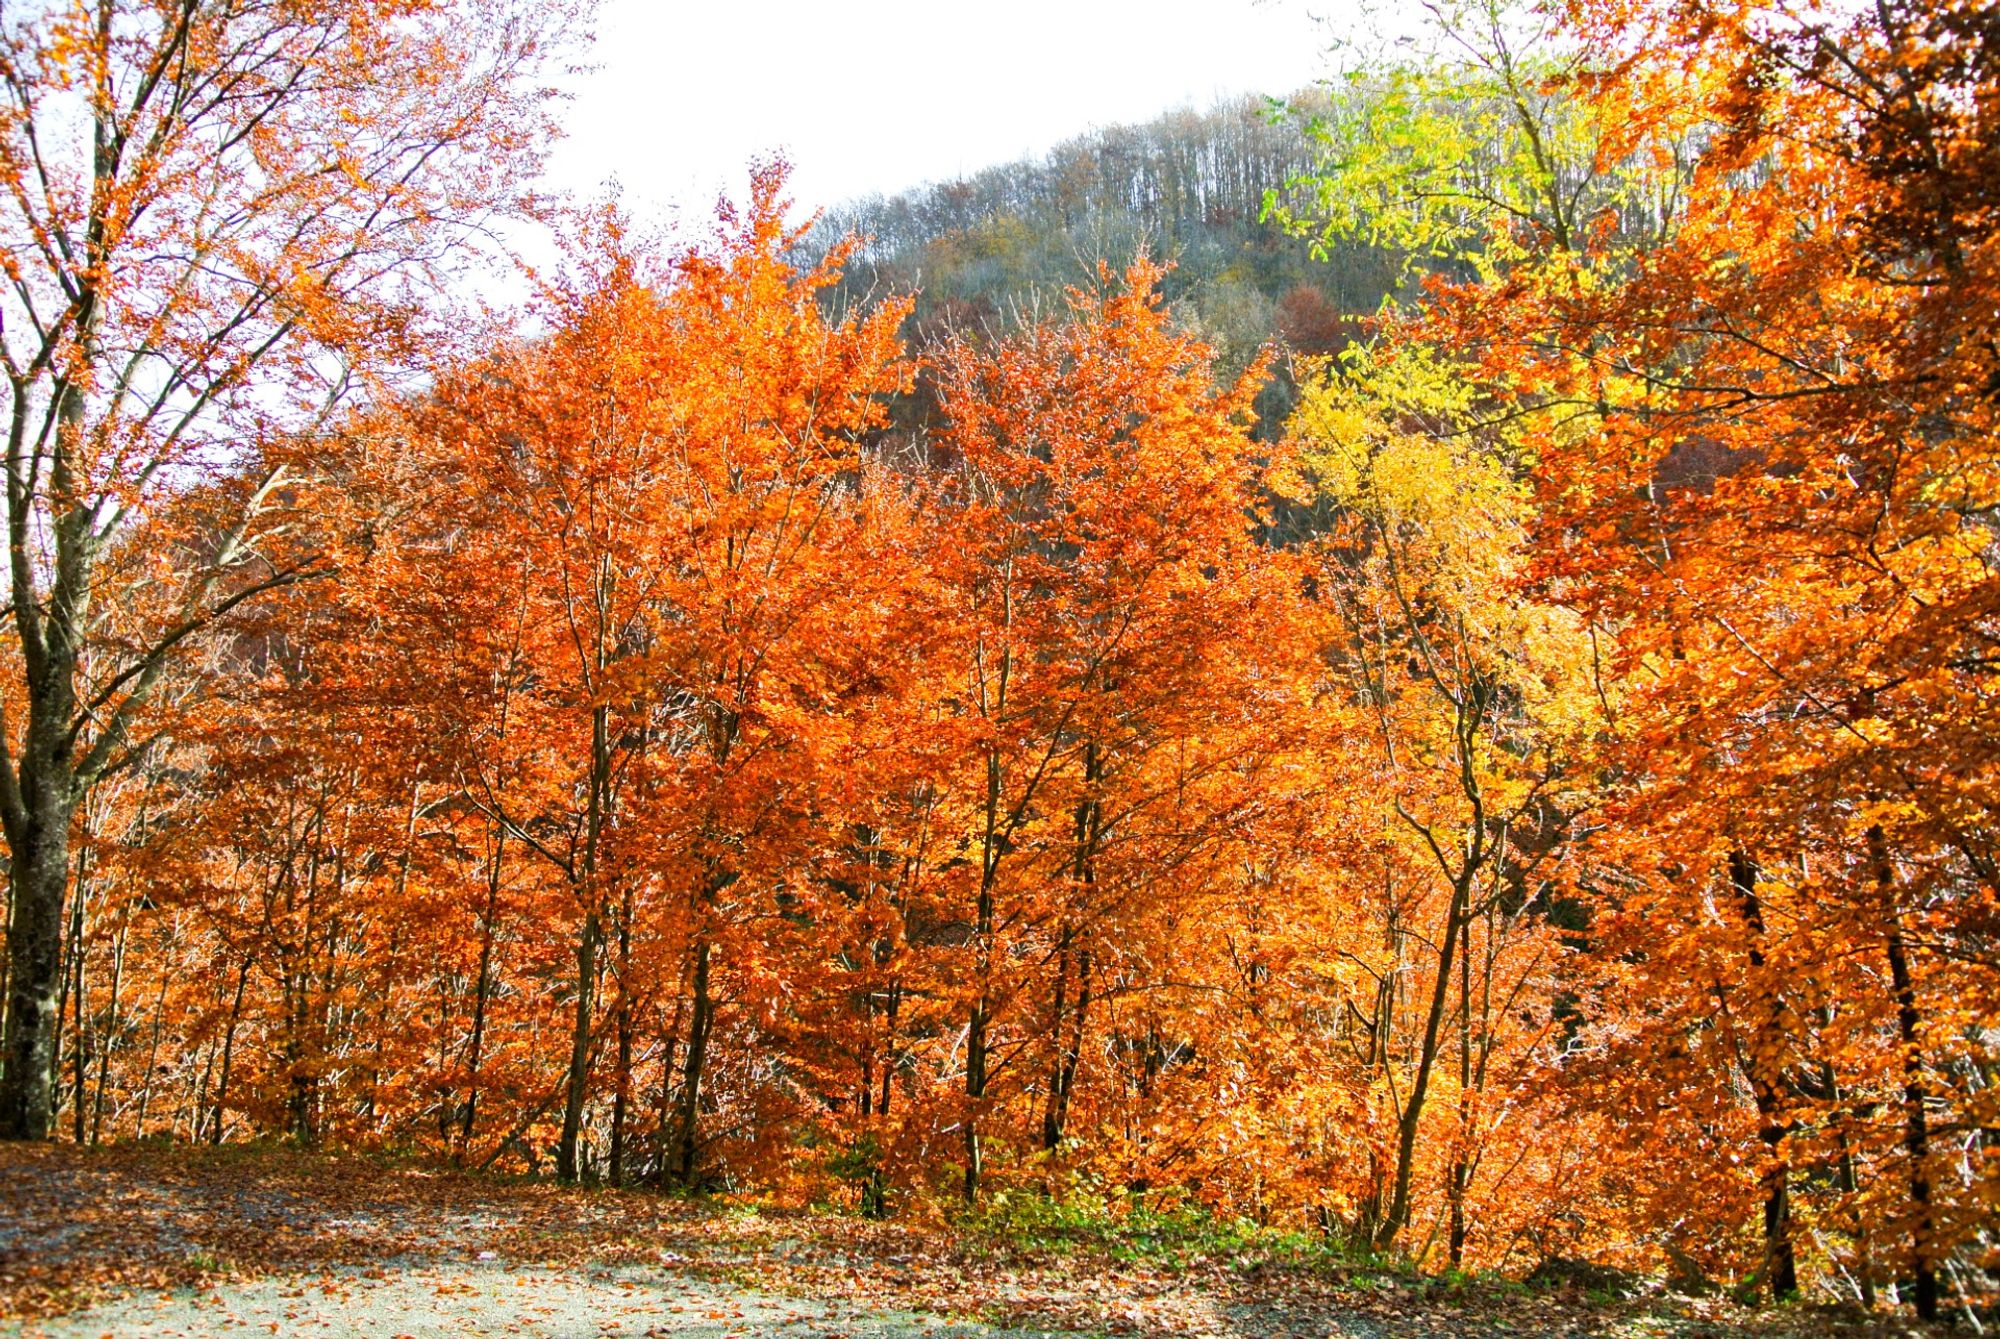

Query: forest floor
<box><xmin>0</xmin><ymin>1144</ymin><xmax>1928</xmax><ymax>1338</ymax></box>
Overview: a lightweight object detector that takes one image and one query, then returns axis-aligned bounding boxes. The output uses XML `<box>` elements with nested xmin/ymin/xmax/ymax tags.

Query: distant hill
<box><xmin>805</xmin><ymin>95</ymin><xmax>1403</xmax><ymax>434</ymax></box>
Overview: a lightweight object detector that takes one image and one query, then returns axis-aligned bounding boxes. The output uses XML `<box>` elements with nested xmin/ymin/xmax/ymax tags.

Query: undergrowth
<box><xmin>953</xmin><ymin>1175</ymin><xmax>1388</xmax><ymax>1274</ymax></box>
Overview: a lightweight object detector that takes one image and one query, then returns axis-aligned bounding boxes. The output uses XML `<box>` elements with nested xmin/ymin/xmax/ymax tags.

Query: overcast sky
<box><xmin>540</xmin><ymin>0</ymin><xmax>1339</xmax><ymax>227</ymax></box>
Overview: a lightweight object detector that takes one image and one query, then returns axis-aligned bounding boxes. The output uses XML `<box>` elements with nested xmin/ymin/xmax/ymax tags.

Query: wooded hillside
<box><xmin>809</xmin><ymin>94</ymin><xmax>1397</xmax><ymax>369</ymax></box>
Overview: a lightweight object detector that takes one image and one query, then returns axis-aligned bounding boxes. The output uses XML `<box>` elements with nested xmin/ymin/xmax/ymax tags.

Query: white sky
<box><xmin>541</xmin><ymin>0</ymin><xmax>1342</xmax><ymax>227</ymax></box>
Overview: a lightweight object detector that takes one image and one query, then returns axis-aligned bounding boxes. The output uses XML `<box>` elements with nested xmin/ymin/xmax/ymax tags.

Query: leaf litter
<box><xmin>0</xmin><ymin>1145</ymin><xmax>1930</xmax><ymax>1337</ymax></box>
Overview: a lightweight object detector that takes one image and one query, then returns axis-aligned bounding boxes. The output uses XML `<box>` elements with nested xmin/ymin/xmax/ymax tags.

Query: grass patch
<box><xmin>954</xmin><ymin>1176</ymin><xmax>1374</xmax><ymax>1273</ymax></box>
<box><xmin>182</xmin><ymin>1247</ymin><xmax>236</xmax><ymax>1275</ymax></box>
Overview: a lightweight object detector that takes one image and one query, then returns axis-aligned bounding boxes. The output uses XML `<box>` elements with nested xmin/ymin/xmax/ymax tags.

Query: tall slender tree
<box><xmin>0</xmin><ymin>0</ymin><xmax>586</xmax><ymax>1139</ymax></box>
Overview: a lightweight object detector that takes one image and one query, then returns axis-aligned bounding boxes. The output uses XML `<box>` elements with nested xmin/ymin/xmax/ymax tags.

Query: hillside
<box><xmin>807</xmin><ymin>95</ymin><xmax>1401</xmax><ymax>427</ymax></box>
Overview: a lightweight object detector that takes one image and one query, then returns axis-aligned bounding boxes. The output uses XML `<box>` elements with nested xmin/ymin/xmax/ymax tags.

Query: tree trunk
<box><xmin>1040</xmin><ymin>932</ymin><xmax>1072</xmax><ymax>1154</ymax></box>
<box><xmin>609</xmin><ymin>890</ymin><xmax>634</xmax><ymax>1187</ymax></box>
<box><xmin>0</xmin><ymin>813</ymin><xmax>75</xmax><ymax>1139</ymax></box>
<box><xmin>1447</xmin><ymin>914</ymin><xmax>1473</xmax><ymax>1269</ymax></box>
<box><xmin>963</xmin><ymin>997</ymin><xmax>987</xmax><ymax>1203</ymax></box>
<box><xmin>1870</xmin><ymin>826</ymin><xmax>1936</xmax><ymax>1322</ymax></box>
<box><xmin>1376</xmin><ymin>873</ymin><xmax>1470</xmax><ymax>1249</ymax></box>
<box><xmin>965</xmin><ymin>743</ymin><xmax>1004</xmax><ymax>1203</ymax></box>
<box><xmin>673</xmin><ymin>938</ymin><xmax>714</xmax><ymax>1187</ymax></box>
<box><xmin>210</xmin><ymin>958</ymin><xmax>250</xmax><ymax>1145</ymax></box>
<box><xmin>89</xmin><ymin>912</ymin><xmax>127</xmax><ymax>1146</ymax></box>
<box><xmin>1042</xmin><ymin>941</ymin><xmax>1091</xmax><ymax>1153</ymax></box>
<box><xmin>0</xmin><ymin>54</ymin><xmax>112</xmax><ymax>1141</ymax></box>
<box><xmin>459</xmin><ymin>825</ymin><xmax>505</xmax><ymax>1160</ymax></box>
<box><xmin>1820</xmin><ymin>1055</ymin><xmax>1876</xmax><ymax>1309</ymax></box>
<box><xmin>1729</xmin><ymin>850</ymin><xmax>1799</xmax><ymax>1303</ymax></box>
<box><xmin>653</xmin><ymin>990</ymin><xmax>683</xmax><ymax>1189</ymax></box>
<box><xmin>556</xmin><ymin>704</ymin><xmax>612</xmax><ymax>1184</ymax></box>
<box><xmin>555</xmin><ymin>906</ymin><xmax>600</xmax><ymax>1182</ymax></box>
<box><xmin>63</xmin><ymin>860</ymin><xmax>90</xmax><ymax>1143</ymax></box>
<box><xmin>133</xmin><ymin>972</ymin><xmax>169</xmax><ymax>1135</ymax></box>
<box><xmin>1044</xmin><ymin>758</ymin><xmax>1102</xmax><ymax>1157</ymax></box>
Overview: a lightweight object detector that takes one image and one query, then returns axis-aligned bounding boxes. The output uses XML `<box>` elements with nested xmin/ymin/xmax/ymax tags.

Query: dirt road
<box><xmin>0</xmin><ymin>1145</ymin><xmax>1903</xmax><ymax>1338</ymax></box>
<box><xmin>19</xmin><ymin>1260</ymin><xmax>1048</xmax><ymax>1338</ymax></box>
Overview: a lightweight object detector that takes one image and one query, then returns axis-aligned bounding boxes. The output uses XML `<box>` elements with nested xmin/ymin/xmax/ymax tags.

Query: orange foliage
<box><xmin>1398</xmin><ymin>0</ymin><xmax>2000</xmax><ymax>1313</ymax></box>
<box><xmin>11</xmin><ymin>0</ymin><xmax>2000</xmax><ymax>1320</ymax></box>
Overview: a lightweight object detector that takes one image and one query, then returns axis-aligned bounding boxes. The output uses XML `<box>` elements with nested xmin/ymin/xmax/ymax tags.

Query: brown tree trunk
<box><xmin>459</xmin><ymin>825</ymin><xmax>505</xmax><ymax>1159</ymax></box>
<box><xmin>965</xmin><ymin>742</ymin><xmax>1005</xmax><ymax>1203</ymax></box>
<box><xmin>1376</xmin><ymin>873</ymin><xmax>1470</xmax><ymax>1249</ymax></box>
<box><xmin>963</xmin><ymin>997</ymin><xmax>987</xmax><ymax>1203</ymax></box>
<box><xmin>133</xmin><ymin>971</ymin><xmax>169</xmax><ymax>1135</ymax></box>
<box><xmin>609</xmin><ymin>889</ymin><xmax>634</xmax><ymax>1187</ymax></box>
<box><xmin>1042</xmin><ymin>941</ymin><xmax>1091</xmax><ymax>1154</ymax></box>
<box><xmin>673</xmin><ymin>938</ymin><xmax>714</xmax><ymax>1187</ymax></box>
<box><xmin>1870</xmin><ymin>826</ymin><xmax>1937</xmax><ymax>1322</ymax></box>
<box><xmin>1819</xmin><ymin>1055</ymin><xmax>1876</xmax><ymax>1310</ymax></box>
<box><xmin>555</xmin><ymin>907</ymin><xmax>600</xmax><ymax>1182</ymax></box>
<box><xmin>1447</xmin><ymin>914</ymin><xmax>1473</xmax><ymax>1269</ymax></box>
<box><xmin>89</xmin><ymin>911</ymin><xmax>127</xmax><ymax>1145</ymax></box>
<box><xmin>210</xmin><ymin>958</ymin><xmax>250</xmax><ymax>1145</ymax></box>
<box><xmin>62</xmin><ymin>861</ymin><xmax>89</xmax><ymax>1143</ymax></box>
<box><xmin>1044</xmin><ymin>758</ymin><xmax>1102</xmax><ymax>1157</ymax></box>
<box><xmin>1729</xmin><ymin>849</ymin><xmax>1799</xmax><ymax>1303</ymax></box>
<box><xmin>0</xmin><ymin>810</ymin><xmax>75</xmax><ymax>1139</ymax></box>
<box><xmin>557</xmin><ymin>704</ymin><xmax>612</xmax><ymax>1183</ymax></box>
<box><xmin>653</xmin><ymin>990</ymin><xmax>683</xmax><ymax>1190</ymax></box>
<box><xmin>1</xmin><ymin>56</ymin><xmax>115</xmax><ymax>1141</ymax></box>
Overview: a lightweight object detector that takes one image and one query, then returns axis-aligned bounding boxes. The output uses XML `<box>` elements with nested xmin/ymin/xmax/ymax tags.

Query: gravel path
<box><xmin>14</xmin><ymin>1261</ymin><xmax>1052</xmax><ymax>1338</ymax></box>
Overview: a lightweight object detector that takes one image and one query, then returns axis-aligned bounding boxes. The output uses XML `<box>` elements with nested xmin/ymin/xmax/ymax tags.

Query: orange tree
<box><xmin>909</xmin><ymin>261</ymin><xmax>1316</xmax><ymax>1202</ymax></box>
<box><xmin>406</xmin><ymin>171</ymin><xmax>912</xmax><ymax>1184</ymax></box>
<box><xmin>0</xmin><ymin>0</ymin><xmax>587</xmax><ymax>1139</ymax></box>
<box><xmin>1407</xmin><ymin>0</ymin><xmax>2000</xmax><ymax>1309</ymax></box>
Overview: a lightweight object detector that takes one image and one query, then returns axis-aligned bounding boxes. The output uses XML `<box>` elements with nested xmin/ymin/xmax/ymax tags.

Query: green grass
<box><xmin>953</xmin><ymin>1175</ymin><xmax>1378</xmax><ymax>1273</ymax></box>
<box><xmin>182</xmin><ymin>1247</ymin><xmax>236</xmax><ymax>1274</ymax></box>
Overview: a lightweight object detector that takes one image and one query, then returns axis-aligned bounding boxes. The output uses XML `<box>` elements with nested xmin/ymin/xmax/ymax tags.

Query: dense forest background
<box><xmin>0</xmin><ymin>0</ymin><xmax>1994</xmax><ymax>1326</ymax></box>
<box><xmin>806</xmin><ymin>94</ymin><xmax>1398</xmax><ymax>402</ymax></box>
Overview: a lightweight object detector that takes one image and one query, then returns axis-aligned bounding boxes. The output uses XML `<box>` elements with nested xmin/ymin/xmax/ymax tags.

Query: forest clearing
<box><xmin>0</xmin><ymin>0</ymin><xmax>1995</xmax><ymax>1333</ymax></box>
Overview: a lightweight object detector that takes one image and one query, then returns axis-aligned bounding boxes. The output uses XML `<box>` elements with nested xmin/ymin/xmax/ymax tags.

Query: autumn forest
<box><xmin>1</xmin><ymin>0</ymin><xmax>1995</xmax><ymax>1328</ymax></box>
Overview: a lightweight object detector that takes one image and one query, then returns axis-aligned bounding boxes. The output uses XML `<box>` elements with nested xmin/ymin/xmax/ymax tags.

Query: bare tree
<box><xmin>0</xmin><ymin>0</ymin><xmax>586</xmax><ymax>1139</ymax></box>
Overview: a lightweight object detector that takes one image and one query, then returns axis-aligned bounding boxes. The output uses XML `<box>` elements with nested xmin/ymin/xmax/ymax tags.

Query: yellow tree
<box><xmin>1407</xmin><ymin>0</ymin><xmax>2000</xmax><ymax>1310</ymax></box>
<box><xmin>1281</xmin><ymin>344</ymin><xmax>1596</xmax><ymax>1256</ymax></box>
